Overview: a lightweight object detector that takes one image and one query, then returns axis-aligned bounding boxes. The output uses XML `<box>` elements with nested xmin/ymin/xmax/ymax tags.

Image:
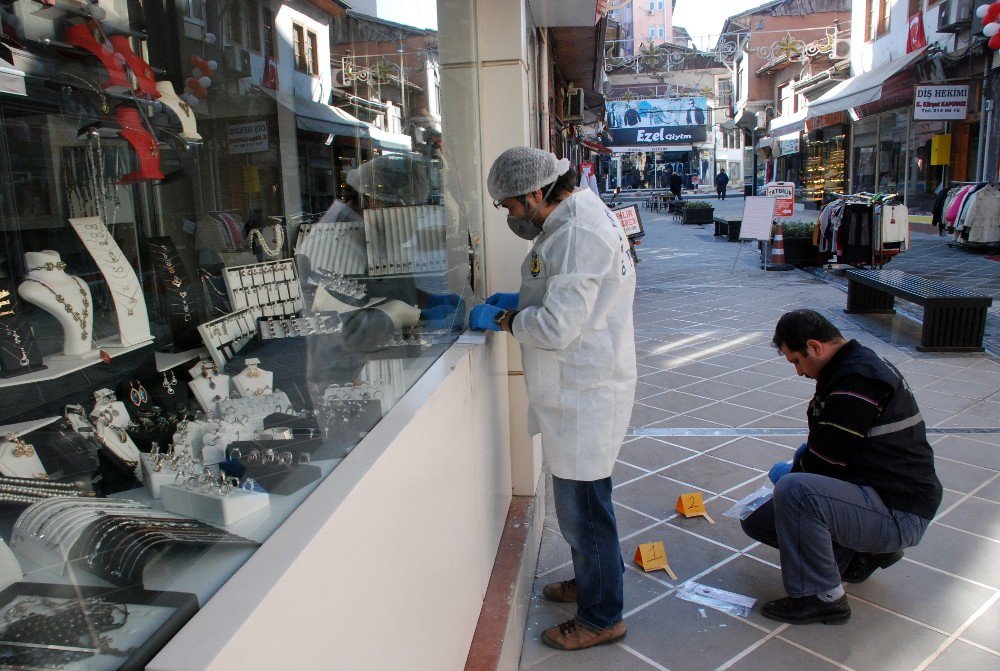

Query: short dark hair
<box><xmin>537</xmin><ymin>169</ymin><xmax>579</xmax><ymax>205</ymax></box>
<box><xmin>772</xmin><ymin>309</ymin><xmax>844</xmax><ymax>354</ymax></box>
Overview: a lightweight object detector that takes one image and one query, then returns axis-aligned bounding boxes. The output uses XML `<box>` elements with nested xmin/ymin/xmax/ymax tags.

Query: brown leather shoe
<box><xmin>542</xmin><ymin>578</ymin><xmax>577</xmax><ymax>603</ymax></box>
<box><xmin>541</xmin><ymin>618</ymin><xmax>626</xmax><ymax>651</ymax></box>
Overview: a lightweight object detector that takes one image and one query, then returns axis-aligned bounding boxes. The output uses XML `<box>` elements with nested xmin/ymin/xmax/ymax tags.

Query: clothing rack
<box><xmin>817</xmin><ymin>192</ymin><xmax>908</xmax><ymax>268</ymax></box>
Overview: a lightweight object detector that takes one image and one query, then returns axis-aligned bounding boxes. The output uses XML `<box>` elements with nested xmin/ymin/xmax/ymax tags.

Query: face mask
<box><xmin>507</xmin><ymin>215</ymin><xmax>541</xmax><ymax>240</ymax></box>
<box><xmin>504</xmin><ymin>186</ymin><xmax>554</xmax><ymax>240</ymax></box>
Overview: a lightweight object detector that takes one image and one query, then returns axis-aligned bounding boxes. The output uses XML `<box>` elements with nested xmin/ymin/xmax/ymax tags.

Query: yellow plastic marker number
<box><xmin>634</xmin><ymin>541</ymin><xmax>678</xmax><ymax>580</ymax></box>
<box><xmin>675</xmin><ymin>492</ymin><xmax>715</xmax><ymax>524</ymax></box>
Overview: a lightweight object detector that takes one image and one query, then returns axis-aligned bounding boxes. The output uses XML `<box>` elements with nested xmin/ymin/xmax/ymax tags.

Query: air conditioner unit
<box><xmin>832</xmin><ymin>38</ymin><xmax>851</xmax><ymax>60</ymax></box>
<box><xmin>563</xmin><ymin>88</ymin><xmax>585</xmax><ymax>122</ymax></box>
<box><xmin>224</xmin><ymin>46</ymin><xmax>251</xmax><ymax>77</ymax></box>
<box><xmin>938</xmin><ymin>0</ymin><xmax>973</xmax><ymax>33</ymax></box>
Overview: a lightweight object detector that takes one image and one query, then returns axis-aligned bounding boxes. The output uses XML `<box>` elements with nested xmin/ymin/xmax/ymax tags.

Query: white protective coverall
<box><xmin>511</xmin><ymin>188</ymin><xmax>637</xmax><ymax>481</ymax></box>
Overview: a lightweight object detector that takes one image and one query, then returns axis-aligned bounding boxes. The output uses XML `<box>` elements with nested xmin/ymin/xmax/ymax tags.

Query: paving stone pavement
<box><xmin>519</xmin><ymin>200</ymin><xmax>1000</xmax><ymax>671</ymax></box>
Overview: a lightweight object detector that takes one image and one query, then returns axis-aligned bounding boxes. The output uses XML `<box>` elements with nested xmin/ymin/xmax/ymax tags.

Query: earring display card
<box><xmin>196</xmin><ymin>308</ymin><xmax>259</xmax><ymax>369</ymax></box>
<box><xmin>0</xmin><ymin>582</ymin><xmax>199</xmax><ymax>671</ymax></box>
<box><xmin>146</xmin><ymin>237</ymin><xmax>204</xmax><ymax>352</ymax></box>
<box><xmin>69</xmin><ymin>217</ymin><xmax>153</xmax><ymax>347</ymax></box>
<box><xmin>221</xmin><ymin>259</ymin><xmax>302</xmax><ymax>323</ymax></box>
<box><xmin>294</xmin><ymin>220</ymin><xmax>368</xmax><ymax>277</ymax></box>
<box><xmin>362</xmin><ymin>205</ymin><xmax>447</xmax><ymax>277</ymax></box>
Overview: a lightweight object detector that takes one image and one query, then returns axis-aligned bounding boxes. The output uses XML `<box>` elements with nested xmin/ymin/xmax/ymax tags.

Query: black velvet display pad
<box><xmin>0</xmin><ymin>300</ymin><xmax>46</xmax><ymax>378</ymax></box>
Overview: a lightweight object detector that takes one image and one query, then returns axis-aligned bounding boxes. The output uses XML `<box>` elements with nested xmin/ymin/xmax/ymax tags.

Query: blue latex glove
<box><xmin>486</xmin><ymin>292</ymin><xmax>519</xmax><ymax>310</ymax></box>
<box><xmin>425</xmin><ymin>293</ymin><xmax>463</xmax><ymax>308</ymax></box>
<box><xmin>794</xmin><ymin>442</ymin><xmax>808</xmax><ymax>464</ymax></box>
<box><xmin>768</xmin><ymin>461</ymin><xmax>793</xmax><ymax>484</ymax></box>
<box><xmin>469</xmin><ymin>303</ymin><xmax>503</xmax><ymax>332</ymax></box>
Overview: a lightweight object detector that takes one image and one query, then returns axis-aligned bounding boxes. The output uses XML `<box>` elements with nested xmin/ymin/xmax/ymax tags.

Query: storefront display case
<box><xmin>0</xmin><ymin>0</ymin><xmax>478</xmax><ymax>664</ymax></box>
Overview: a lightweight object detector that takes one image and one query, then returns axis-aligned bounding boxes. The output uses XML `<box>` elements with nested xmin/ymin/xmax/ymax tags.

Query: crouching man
<box><xmin>742</xmin><ymin>309</ymin><xmax>942</xmax><ymax>624</ymax></box>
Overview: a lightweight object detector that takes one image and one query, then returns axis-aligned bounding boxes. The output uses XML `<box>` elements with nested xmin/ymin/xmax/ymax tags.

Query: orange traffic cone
<box><xmin>765</xmin><ymin>220</ymin><xmax>792</xmax><ymax>271</ymax></box>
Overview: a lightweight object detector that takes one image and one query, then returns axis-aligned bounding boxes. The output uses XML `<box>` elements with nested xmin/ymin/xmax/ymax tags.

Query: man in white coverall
<box><xmin>468</xmin><ymin>147</ymin><xmax>637</xmax><ymax>651</ymax></box>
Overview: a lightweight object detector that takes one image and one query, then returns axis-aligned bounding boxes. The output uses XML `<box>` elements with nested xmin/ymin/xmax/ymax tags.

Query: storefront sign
<box><xmin>914</xmin><ymin>86</ymin><xmax>969</xmax><ymax>120</ymax></box>
<box><xmin>605</xmin><ymin>97</ymin><xmax>708</xmax><ymax>146</ymax></box>
<box><xmin>765</xmin><ymin>182</ymin><xmax>795</xmax><ymax>218</ymax></box>
<box><xmin>227</xmin><ymin>121</ymin><xmax>269</xmax><ymax>154</ymax></box>
<box><xmin>777</xmin><ymin>132</ymin><xmax>800</xmax><ymax>156</ymax></box>
<box><xmin>610</xmin><ymin>144</ymin><xmax>693</xmax><ymax>153</ymax></box>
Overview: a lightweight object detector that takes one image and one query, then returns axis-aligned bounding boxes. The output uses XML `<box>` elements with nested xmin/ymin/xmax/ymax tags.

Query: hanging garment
<box><xmin>931</xmin><ymin>188</ymin><xmax>950</xmax><ymax>230</ymax></box>
<box><xmin>955</xmin><ymin>183</ymin><xmax>988</xmax><ymax>231</ymax></box>
<box><xmin>881</xmin><ymin>205</ymin><xmax>909</xmax><ymax>245</ymax></box>
<box><xmin>965</xmin><ymin>185</ymin><xmax>1000</xmax><ymax>244</ymax></box>
<box><xmin>945</xmin><ymin>185</ymin><xmax>974</xmax><ymax>226</ymax></box>
<box><xmin>839</xmin><ymin>204</ymin><xmax>873</xmax><ymax>264</ymax></box>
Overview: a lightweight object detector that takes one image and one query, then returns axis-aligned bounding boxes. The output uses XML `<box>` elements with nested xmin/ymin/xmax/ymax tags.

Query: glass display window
<box><xmin>0</xmin><ymin>0</ymin><xmax>478</xmax><ymax>664</ymax></box>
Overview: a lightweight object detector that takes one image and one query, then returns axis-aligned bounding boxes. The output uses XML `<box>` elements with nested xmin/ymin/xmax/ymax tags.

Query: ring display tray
<box><xmin>196</xmin><ymin>308</ymin><xmax>259</xmax><ymax>369</ymax></box>
<box><xmin>220</xmin><ymin>259</ymin><xmax>302</xmax><ymax>322</ymax></box>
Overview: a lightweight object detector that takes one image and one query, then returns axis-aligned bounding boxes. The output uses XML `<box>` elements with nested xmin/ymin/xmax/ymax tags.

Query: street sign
<box><xmin>613</xmin><ymin>204</ymin><xmax>645</xmax><ymax>238</ymax></box>
<box><xmin>765</xmin><ymin>182</ymin><xmax>795</xmax><ymax>219</ymax></box>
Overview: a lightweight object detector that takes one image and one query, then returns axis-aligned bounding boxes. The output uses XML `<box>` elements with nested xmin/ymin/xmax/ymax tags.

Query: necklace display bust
<box><xmin>17</xmin><ymin>251</ymin><xmax>93</xmax><ymax>356</ymax></box>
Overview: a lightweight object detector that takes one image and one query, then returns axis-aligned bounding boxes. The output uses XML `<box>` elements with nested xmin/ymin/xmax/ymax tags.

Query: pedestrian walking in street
<box><xmin>469</xmin><ymin>147</ymin><xmax>637</xmax><ymax>651</ymax></box>
<box><xmin>667</xmin><ymin>166</ymin><xmax>683</xmax><ymax>200</ymax></box>
<box><xmin>741</xmin><ymin>310</ymin><xmax>942</xmax><ymax>625</ymax></box>
<box><xmin>715</xmin><ymin>168</ymin><xmax>729</xmax><ymax>200</ymax></box>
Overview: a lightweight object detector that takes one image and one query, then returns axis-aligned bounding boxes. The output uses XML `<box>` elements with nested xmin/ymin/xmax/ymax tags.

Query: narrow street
<box><xmin>520</xmin><ymin>203</ymin><xmax>1000</xmax><ymax>671</ymax></box>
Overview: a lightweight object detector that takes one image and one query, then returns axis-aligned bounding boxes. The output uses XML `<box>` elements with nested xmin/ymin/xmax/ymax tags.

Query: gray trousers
<box><xmin>741</xmin><ymin>473</ymin><xmax>930</xmax><ymax>597</ymax></box>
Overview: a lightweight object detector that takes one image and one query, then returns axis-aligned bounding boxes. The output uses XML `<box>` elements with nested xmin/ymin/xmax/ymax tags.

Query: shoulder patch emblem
<box><xmin>529</xmin><ymin>251</ymin><xmax>542</xmax><ymax>277</ymax></box>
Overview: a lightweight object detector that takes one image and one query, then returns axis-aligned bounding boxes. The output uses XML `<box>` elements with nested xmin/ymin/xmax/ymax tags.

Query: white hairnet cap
<box><xmin>487</xmin><ymin>147</ymin><xmax>571</xmax><ymax>202</ymax></box>
<box><xmin>346</xmin><ymin>154</ymin><xmax>429</xmax><ymax>205</ymax></box>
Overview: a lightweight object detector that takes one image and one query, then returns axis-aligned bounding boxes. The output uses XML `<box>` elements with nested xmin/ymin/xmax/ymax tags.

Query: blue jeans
<box><xmin>741</xmin><ymin>473</ymin><xmax>930</xmax><ymax>597</ymax></box>
<box><xmin>551</xmin><ymin>475</ymin><xmax>625</xmax><ymax>630</ymax></box>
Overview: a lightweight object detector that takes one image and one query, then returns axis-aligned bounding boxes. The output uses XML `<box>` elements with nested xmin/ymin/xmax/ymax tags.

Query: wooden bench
<box><xmin>845</xmin><ymin>269</ymin><xmax>993</xmax><ymax>352</ymax></box>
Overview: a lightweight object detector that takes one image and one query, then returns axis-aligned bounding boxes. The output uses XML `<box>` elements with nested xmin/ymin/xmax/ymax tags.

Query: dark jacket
<box><xmin>715</xmin><ymin>172</ymin><xmax>729</xmax><ymax>188</ymax></box>
<box><xmin>795</xmin><ymin>340</ymin><xmax>942</xmax><ymax>520</ymax></box>
<box><xmin>668</xmin><ymin>173</ymin><xmax>683</xmax><ymax>195</ymax></box>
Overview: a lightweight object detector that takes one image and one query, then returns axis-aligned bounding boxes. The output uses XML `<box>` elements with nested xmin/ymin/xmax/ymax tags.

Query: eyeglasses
<box><xmin>492</xmin><ymin>199</ymin><xmax>503</xmax><ymax>210</ymax></box>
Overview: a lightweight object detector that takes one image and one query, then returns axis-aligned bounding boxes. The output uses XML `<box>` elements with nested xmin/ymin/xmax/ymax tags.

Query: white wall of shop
<box><xmin>149</xmin><ymin>343</ymin><xmax>513</xmax><ymax>670</ymax></box>
<box><xmin>477</xmin><ymin>0</ymin><xmax>544</xmax><ymax>496</ymax></box>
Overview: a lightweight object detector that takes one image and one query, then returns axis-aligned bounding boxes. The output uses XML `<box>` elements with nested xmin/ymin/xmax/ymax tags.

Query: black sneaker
<box><xmin>762</xmin><ymin>595</ymin><xmax>851</xmax><ymax>625</ymax></box>
<box><xmin>842</xmin><ymin>551</ymin><xmax>904</xmax><ymax>583</ymax></box>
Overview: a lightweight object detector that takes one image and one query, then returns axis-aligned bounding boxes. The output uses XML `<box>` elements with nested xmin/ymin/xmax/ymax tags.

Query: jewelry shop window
<box><xmin>0</xmin><ymin>0</ymin><xmax>478</xmax><ymax>666</ymax></box>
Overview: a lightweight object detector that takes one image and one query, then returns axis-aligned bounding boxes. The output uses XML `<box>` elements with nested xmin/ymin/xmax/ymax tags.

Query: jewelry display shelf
<box><xmin>0</xmin><ymin>338</ymin><xmax>153</xmax><ymax>389</ymax></box>
<box><xmin>15</xmin><ymin>456</ymin><xmax>342</xmax><ymax>604</ymax></box>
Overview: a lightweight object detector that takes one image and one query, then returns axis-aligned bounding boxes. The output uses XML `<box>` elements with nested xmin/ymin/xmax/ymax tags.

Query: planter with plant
<box><xmin>681</xmin><ymin>200</ymin><xmax>714</xmax><ymax>224</ymax></box>
<box><xmin>770</xmin><ymin>221</ymin><xmax>823</xmax><ymax>266</ymax></box>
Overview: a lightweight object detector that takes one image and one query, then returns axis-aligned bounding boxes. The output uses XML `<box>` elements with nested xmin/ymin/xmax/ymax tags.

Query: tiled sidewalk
<box><xmin>518</xmin><ymin>205</ymin><xmax>1000</xmax><ymax>671</ymax></box>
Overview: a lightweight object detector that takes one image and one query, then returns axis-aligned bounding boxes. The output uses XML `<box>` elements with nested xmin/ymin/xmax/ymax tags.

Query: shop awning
<box><xmin>369</xmin><ymin>125</ymin><xmax>412</xmax><ymax>152</ymax></box>
<box><xmin>258</xmin><ymin>88</ymin><xmax>370</xmax><ymax>138</ymax></box>
<box><xmin>807</xmin><ymin>46</ymin><xmax>928</xmax><ymax>118</ymax></box>
<box><xmin>769</xmin><ymin>109</ymin><xmax>807</xmax><ymax>135</ymax></box>
<box><xmin>0</xmin><ymin>59</ymin><xmax>26</xmax><ymax>97</ymax></box>
<box><xmin>581</xmin><ymin>139</ymin><xmax>611</xmax><ymax>155</ymax></box>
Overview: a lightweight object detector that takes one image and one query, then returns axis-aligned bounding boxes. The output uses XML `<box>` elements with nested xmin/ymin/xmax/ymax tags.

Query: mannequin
<box><xmin>155</xmin><ymin>81</ymin><xmax>202</xmax><ymax>141</ymax></box>
<box><xmin>18</xmin><ymin>251</ymin><xmax>93</xmax><ymax>356</ymax></box>
<box><xmin>232</xmin><ymin>358</ymin><xmax>274</xmax><ymax>397</ymax></box>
